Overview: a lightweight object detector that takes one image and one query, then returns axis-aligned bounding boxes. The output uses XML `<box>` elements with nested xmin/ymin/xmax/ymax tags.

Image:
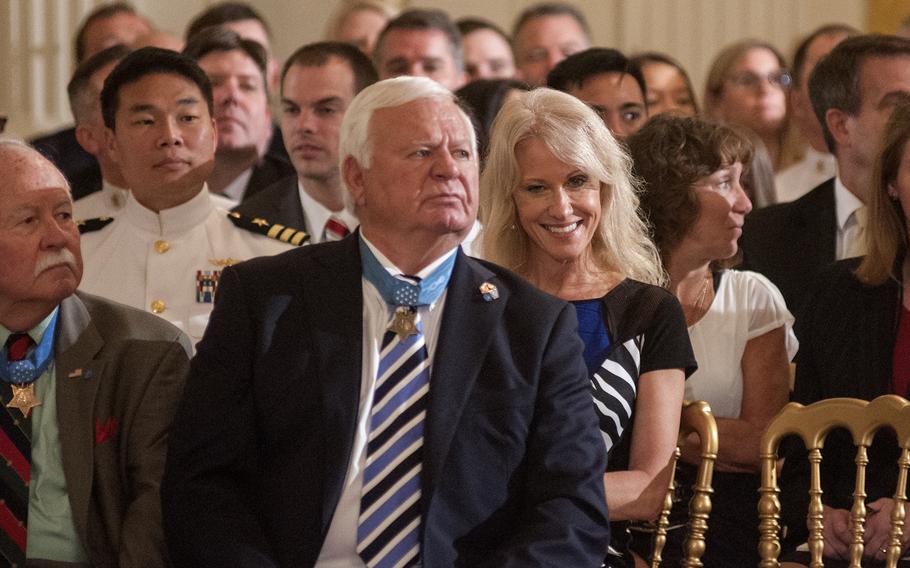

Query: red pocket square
<box><xmin>95</xmin><ymin>418</ymin><xmax>119</xmax><ymax>445</ymax></box>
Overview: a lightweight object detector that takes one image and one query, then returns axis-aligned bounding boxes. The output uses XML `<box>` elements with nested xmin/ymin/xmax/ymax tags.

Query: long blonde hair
<box><xmin>856</xmin><ymin>102</ymin><xmax>910</xmax><ymax>285</ymax></box>
<box><xmin>479</xmin><ymin>88</ymin><xmax>665</xmax><ymax>285</ymax></box>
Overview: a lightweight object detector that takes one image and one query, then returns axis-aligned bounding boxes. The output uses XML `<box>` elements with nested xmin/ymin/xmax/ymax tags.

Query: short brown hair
<box><xmin>282</xmin><ymin>42</ymin><xmax>378</xmax><ymax>95</ymax></box>
<box><xmin>809</xmin><ymin>34</ymin><xmax>910</xmax><ymax>153</ymax></box>
<box><xmin>628</xmin><ymin>114</ymin><xmax>753</xmax><ymax>266</ymax></box>
<box><xmin>856</xmin><ymin>102</ymin><xmax>910</xmax><ymax>285</ymax></box>
<box><xmin>182</xmin><ymin>27</ymin><xmax>269</xmax><ymax>94</ymax></box>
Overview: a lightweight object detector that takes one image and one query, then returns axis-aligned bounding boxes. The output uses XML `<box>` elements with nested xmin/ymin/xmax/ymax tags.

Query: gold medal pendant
<box><xmin>7</xmin><ymin>383</ymin><xmax>41</xmax><ymax>418</ymax></box>
<box><xmin>388</xmin><ymin>307</ymin><xmax>419</xmax><ymax>340</ymax></box>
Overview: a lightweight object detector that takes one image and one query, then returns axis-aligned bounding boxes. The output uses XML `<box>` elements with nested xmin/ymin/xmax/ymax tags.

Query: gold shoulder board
<box><xmin>226</xmin><ymin>211</ymin><xmax>310</xmax><ymax>246</ymax></box>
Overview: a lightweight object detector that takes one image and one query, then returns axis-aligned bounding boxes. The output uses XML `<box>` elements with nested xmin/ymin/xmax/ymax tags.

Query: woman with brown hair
<box><xmin>704</xmin><ymin>39</ymin><xmax>792</xmax><ymax>172</ymax></box>
<box><xmin>627</xmin><ymin>114</ymin><xmax>796</xmax><ymax>566</ymax></box>
<box><xmin>779</xmin><ymin>102</ymin><xmax>910</xmax><ymax>566</ymax></box>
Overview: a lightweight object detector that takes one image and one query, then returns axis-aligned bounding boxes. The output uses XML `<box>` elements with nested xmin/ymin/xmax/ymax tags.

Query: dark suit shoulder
<box><xmin>232</xmin><ymin>175</ymin><xmax>305</xmax><ymax>230</ymax></box>
<box><xmin>802</xmin><ymin>257</ymin><xmax>890</xmax><ymax>310</ymax></box>
<box><xmin>244</xmin><ymin>149</ymin><xmax>295</xmax><ymax>200</ymax></box>
<box><xmin>233</xmin><ymin>175</ymin><xmax>296</xmax><ymax>211</ymax></box>
<box><xmin>74</xmin><ymin>291</ymin><xmax>191</xmax><ymax>350</ymax></box>
<box><xmin>465</xmin><ymin>256</ymin><xmax>573</xmax><ymax>320</ymax></box>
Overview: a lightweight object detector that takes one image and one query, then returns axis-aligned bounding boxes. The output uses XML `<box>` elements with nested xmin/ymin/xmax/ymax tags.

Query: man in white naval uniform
<box><xmin>70</xmin><ymin>45</ymin><xmax>238</xmax><ymax>221</ymax></box>
<box><xmin>79</xmin><ymin>48</ymin><xmax>304</xmax><ymax>344</ymax></box>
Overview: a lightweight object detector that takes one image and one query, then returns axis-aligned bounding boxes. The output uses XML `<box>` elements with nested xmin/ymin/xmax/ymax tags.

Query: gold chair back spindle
<box><xmin>757</xmin><ymin>395</ymin><xmax>910</xmax><ymax>568</ymax></box>
<box><xmin>650</xmin><ymin>400</ymin><xmax>718</xmax><ymax>568</ymax></box>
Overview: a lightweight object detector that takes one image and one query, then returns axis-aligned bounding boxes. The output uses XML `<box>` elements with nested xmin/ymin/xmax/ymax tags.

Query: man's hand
<box><xmin>863</xmin><ymin>498</ymin><xmax>910</xmax><ymax>562</ymax></box>
<box><xmin>821</xmin><ymin>505</ymin><xmax>852</xmax><ymax>560</ymax></box>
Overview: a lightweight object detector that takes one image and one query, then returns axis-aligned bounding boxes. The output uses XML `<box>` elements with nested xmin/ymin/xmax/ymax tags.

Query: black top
<box><xmin>592</xmin><ymin>279</ymin><xmax>697</xmax><ymax>468</ymax></box>
<box><xmin>780</xmin><ymin>257</ymin><xmax>902</xmax><ymax>548</ymax></box>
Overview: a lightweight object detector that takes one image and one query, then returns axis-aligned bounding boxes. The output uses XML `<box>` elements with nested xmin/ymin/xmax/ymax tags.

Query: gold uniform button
<box><xmin>150</xmin><ymin>300</ymin><xmax>166</xmax><ymax>314</ymax></box>
<box><xmin>154</xmin><ymin>240</ymin><xmax>170</xmax><ymax>253</ymax></box>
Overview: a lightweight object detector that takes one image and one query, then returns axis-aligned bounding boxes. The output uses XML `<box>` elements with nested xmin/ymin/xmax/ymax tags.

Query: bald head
<box><xmin>0</xmin><ymin>141</ymin><xmax>82</xmax><ymax>331</ymax></box>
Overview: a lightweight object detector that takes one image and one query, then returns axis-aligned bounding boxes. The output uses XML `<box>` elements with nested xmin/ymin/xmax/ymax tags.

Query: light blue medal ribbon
<box><xmin>0</xmin><ymin>309</ymin><xmax>58</xmax><ymax>385</ymax></box>
<box><xmin>359</xmin><ymin>236</ymin><xmax>456</xmax><ymax>307</ymax></box>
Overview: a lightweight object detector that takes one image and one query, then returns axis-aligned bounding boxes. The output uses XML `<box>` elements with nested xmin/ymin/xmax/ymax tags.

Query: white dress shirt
<box><xmin>298</xmin><ymin>180</ymin><xmax>359</xmax><ymax>244</ymax></box>
<box><xmin>774</xmin><ymin>146</ymin><xmax>837</xmax><ymax>203</ymax></box>
<box><xmin>834</xmin><ymin>175</ymin><xmax>866</xmax><ymax>260</ymax></box>
<box><xmin>315</xmin><ymin>235</ymin><xmax>456</xmax><ymax>567</ymax></box>
<box><xmin>79</xmin><ymin>185</ymin><xmax>293</xmax><ymax>343</ymax></box>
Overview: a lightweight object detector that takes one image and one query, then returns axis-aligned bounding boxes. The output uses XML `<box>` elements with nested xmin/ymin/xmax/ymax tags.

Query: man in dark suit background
<box><xmin>234</xmin><ymin>42</ymin><xmax>377</xmax><ymax>240</ymax></box>
<box><xmin>183</xmin><ymin>27</ymin><xmax>294</xmax><ymax>203</ymax></box>
<box><xmin>740</xmin><ymin>35</ymin><xmax>910</xmax><ymax>314</ymax></box>
<box><xmin>0</xmin><ymin>140</ymin><xmax>190</xmax><ymax>566</ymax></box>
<box><xmin>162</xmin><ymin>76</ymin><xmax>609</xmax><ymax>567</ymax></box>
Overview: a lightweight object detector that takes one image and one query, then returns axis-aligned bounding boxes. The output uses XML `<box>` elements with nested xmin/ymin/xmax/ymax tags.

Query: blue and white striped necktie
<box><xmin>357</xmin><ymin>307</ymin><xmax>429</xmax><ymax>568</ymax></box>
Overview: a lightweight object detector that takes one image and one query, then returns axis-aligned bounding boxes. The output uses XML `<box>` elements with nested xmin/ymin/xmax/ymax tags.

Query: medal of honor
<box><xmin>7</xmin><ymin>383</ymin><xmax>41</xmax><ymax>418</ymax></box>
<box><xmin>388</xmin><ymin>307</ymin><xmax>419</xmax><ymax>340</ymax></box>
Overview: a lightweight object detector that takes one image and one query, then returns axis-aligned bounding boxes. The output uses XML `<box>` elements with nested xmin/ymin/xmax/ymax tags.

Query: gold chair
<box><xmin>649</xmin><ymin>399</ymin><xmax>719</xmax><ymax>567</ymax></box>
<box><xmin>757</xmin><ymin>395</ymin><xmax>910</xmax><ymax>567</ymax></box>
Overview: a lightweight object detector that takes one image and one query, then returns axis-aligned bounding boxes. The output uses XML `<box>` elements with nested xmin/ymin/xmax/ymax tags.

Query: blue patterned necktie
<box><xmin>356</xmin><ymin>237</ymin><xmax>456</xmax><ymax>567</ymax></box>
<box><xmin>357</xmin><ymin>308</ymin><xmax>430</xmax><ymax>568</ymax></box>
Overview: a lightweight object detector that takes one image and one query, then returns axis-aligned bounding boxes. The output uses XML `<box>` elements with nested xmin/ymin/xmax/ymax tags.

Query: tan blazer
<box><xmin>50</xmin><ymin>291</ymin><xmax>190</xmax><ymax>568</ymax></box>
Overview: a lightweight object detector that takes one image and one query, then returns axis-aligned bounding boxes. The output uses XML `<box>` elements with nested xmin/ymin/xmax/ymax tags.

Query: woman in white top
<box><xmin>627</xmin><ymin>114</ymin><xmax>797</xmax><ymax>567</ymax></box>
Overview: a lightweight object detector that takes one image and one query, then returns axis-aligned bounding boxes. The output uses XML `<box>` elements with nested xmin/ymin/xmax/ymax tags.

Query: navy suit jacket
<box><xmin>31</xmin><ymin>126</ymin><xmax>100</xmax><ymax>200</ymax></box>
<box><xmin>739</xmin><ymin>177</ymin><xmax>836</xmax><ymax>314</ymax></box>
<box><xmin>162</xmin><ymin>235</ymin><xmax>610</xmax><ymax>567</ymax></box>
<box><xmin>232</xmin><ymin>175</ymin><xmax>307</xmax><ymax>231</ymax></box>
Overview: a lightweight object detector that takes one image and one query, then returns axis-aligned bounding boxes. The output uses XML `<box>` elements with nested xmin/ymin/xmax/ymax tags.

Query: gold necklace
<box><xmin>693</xmin><ymin>276</ymin><xmax>709</xmax><ymax>311</ymax></box>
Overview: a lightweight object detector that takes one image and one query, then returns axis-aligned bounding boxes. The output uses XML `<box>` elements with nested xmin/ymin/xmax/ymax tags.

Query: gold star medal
<box><xmin>7</xmin><ymin>383</ymin><xmax>41</xmax><ymax>418</ymax></box>
<box><xmin>388</xmin><ymin>306</ymin><xmax>419</xmax><ymax>340</ymax></box>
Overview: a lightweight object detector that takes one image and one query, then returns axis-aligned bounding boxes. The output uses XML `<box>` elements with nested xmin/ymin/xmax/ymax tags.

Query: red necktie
<box><xmin>323</xmin><ymin>217</ymin><xmax>350</xmax><ymax>242</ymax></box>
<box><xmin>0</xmin><ymin>333</ymin><xmax>34</xmax><ymax>563</ymax></box>
<box><xmin>6</xmin><ymin>334</ymin><xmax>32</xmax><ymax>362</ymax></box>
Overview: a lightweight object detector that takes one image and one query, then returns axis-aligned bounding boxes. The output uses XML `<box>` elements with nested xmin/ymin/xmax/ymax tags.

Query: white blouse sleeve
<box><xmin>739</xmin><ymin>270</ymin><xmax>799</xmax><ymax>361</ymax></box>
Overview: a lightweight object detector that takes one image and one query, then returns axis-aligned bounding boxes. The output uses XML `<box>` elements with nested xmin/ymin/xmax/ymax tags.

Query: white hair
<box><xmin>0</xmin><ymin>139</ymin><xmax>71</xmax><ymax>191</ymax></box>
<box><xmin>338</xmin><ymin>76</ymin><xmax>476</xmax><ymax>210</ymax></box>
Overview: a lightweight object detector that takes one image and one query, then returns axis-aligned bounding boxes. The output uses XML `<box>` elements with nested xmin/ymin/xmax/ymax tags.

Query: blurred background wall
<box><xmin>0</xmin><ymin>0</ymin><xmax>901</xmax><ymax>140</ymax></box>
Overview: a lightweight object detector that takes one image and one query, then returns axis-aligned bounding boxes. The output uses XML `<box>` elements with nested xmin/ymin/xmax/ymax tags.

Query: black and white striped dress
<box><xmin>585</xmin><ymin>280</ymin><xmax>697</xmax><ymax>568</ymax></box>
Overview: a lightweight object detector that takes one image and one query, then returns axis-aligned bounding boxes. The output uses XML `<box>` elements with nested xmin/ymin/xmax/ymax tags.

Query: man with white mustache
<box><xmin>0</xmin><ymin>139</ymin><xmax>191</xmax><ymax>566</ymax></box>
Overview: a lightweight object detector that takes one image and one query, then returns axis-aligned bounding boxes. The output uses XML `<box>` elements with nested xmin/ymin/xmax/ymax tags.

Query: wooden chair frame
<box><xmin>757</xmin><ymin>395</ymin><xmax>910</xmax><ymax>568</ymax></box>
<box><xmin>649</xmin><ymin>399</ymin><xmax>719</xmax><ymax>567</ymax></box>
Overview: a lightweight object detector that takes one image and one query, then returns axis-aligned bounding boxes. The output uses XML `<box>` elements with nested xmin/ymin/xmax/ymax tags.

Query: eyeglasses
<box><xmin>727</xmin><ymin>71</ymin><xmax>792</xmax><ymax>90</ymax></box>
<box><xmin>0</xmin><ymin>116</ymin><xmax>6</xmax><ymax>134</ymax></box>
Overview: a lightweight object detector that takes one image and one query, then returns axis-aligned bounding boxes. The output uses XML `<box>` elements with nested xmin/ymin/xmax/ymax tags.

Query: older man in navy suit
<box><xmin>162</xmin><ymin>76</ymin><xmax>609</xmax><ymax>567</ymax></box>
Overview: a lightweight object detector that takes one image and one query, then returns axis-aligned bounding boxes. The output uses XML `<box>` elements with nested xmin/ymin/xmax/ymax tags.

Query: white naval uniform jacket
<box><xmin>74</xmin><ymin>180</ymin><xmax>238</xmax><ymax>221</ymax></box>
<box><xmin>79</xmin><ymin>186</ymin><xmax>295</xmax><ymax>344</ymax></box>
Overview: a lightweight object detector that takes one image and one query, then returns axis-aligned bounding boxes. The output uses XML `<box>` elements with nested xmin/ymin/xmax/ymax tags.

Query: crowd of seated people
<box><xmin>3</xmin><ymin>1</ymin><xmax>910</xmax><ymax>566</ymax></box>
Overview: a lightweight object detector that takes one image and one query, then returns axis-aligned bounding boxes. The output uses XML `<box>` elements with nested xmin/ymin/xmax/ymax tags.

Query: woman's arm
<box><xmin>682</xmin><ymin>326</ymin><xmax>790</xmax><ymax>472</ymax></box>
<box><xmin>605</xmin><ymin>368</ymin><xmax>685</xmax><ymax>521</ymax></box>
